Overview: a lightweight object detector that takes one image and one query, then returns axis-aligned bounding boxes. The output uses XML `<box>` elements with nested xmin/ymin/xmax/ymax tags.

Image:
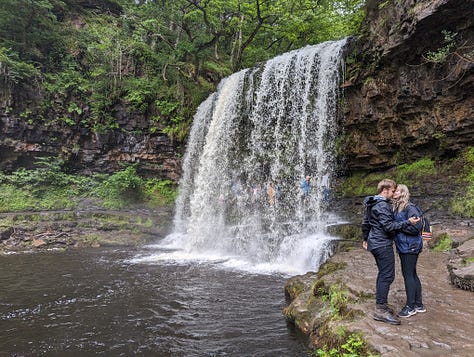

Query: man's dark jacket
<box><xmin>362</xmin><ymin>195</ymin><xmax>412</xmax><ymax>252</ymax></box>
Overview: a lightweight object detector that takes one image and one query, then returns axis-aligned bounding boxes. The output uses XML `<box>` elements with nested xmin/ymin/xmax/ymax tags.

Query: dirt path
<box><xmin>330</xmin><ymin>247</ymin><xmax>474</xmax><ymax>356</ymax></box>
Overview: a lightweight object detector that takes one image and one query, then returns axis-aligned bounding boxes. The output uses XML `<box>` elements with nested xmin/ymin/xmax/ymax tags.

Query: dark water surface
<box><xmin>0</xmin><ymin>248</ymin><xmax>309</xmax><ymax>356</ymax></box>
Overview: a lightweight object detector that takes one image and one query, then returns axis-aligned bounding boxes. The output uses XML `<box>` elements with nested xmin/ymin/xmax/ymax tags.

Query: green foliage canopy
<box><xmin>0</xmin><ymin>0</ymin><xmax>365</xmax><ymax>142</ymax></box>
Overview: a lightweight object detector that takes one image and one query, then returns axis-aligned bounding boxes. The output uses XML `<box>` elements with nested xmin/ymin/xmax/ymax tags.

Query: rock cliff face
<box><xmin>0</xmin><ymin>103</ymin><xmax>181</xmax><ymax>179</ymax></box>
<box><xmin>341</xmin><ymin>0</ymin><xmax>474</xmax><ymax>171</ymax></box>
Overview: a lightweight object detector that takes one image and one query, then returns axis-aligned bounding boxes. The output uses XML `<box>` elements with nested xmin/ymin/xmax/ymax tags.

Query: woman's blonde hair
<box><xmin>394</xmin><ymin>184</ymin><xmax>410</xmax><ymax>213</ymax></box>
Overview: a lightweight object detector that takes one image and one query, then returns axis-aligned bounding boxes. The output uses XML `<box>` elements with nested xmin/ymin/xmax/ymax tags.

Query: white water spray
<box><xmin>160</xmin><ymin>40</ymin><xmax>347</xmax><ymax>274</ymax></box>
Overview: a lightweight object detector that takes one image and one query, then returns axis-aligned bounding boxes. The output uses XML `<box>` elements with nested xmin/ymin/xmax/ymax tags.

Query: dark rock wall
<box><xmin>0</xmin><ymin>99</ymin><xmax>182</xmax><ymax>179</ymax></box>
<box><xmin>341</xmin><ymin>0</ymin><xmax>474</xmax><ymax>171</ymax></box>
<box><xmin>0</xmin><ymin>122</ymin><xmax>181</xmax><ymax>180</ymax></box>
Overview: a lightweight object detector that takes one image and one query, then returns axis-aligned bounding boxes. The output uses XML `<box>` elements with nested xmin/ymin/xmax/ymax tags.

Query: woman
<box><xmin>392</xmin><ymin>184</ymin><xmax>426</xmax><ymax>318</ymax></box>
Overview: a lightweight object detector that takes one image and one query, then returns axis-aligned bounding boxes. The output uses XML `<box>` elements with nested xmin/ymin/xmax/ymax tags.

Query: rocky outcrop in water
<box><xmin>341</xmin><ymin>0</ymin><xmax>474</xmax><ymax>171</ymax></box>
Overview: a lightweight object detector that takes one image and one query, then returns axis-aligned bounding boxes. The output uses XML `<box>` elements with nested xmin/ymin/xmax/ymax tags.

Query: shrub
<box><xmin>0</xmin><ymin>159</ymin><xmax>177</xmax><ymax>211</ymax></box>
<box><xmin>315</xmin><ymin>331</ymin><xmax>378</xmax><ymax>357</ymax></box>
<box><xmin>451</xmin><ymin>147</ymin><xmax>474</xmax><ymax>218</ymax></box>
<box><xmin>94</xmin><ymin>165</ymin><xmax>145</xmax><ymax>208</ymax></box>
<box><xmin>432</xmin><ymin>233</ymin><xmax>454</xmax><ymax>252</ymax></box>
<box><xmin>144</xmin><ymin>179</ymin><xmax>177</xmax><ymax>205</ymax></box>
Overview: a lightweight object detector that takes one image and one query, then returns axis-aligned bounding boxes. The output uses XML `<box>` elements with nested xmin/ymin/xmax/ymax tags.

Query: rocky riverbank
<box><xmin>2</xmin><ymin>195</ymin><xmax>473</xmax><ymax>356</ymax></box>
<box><xmin>0</xmin><ymin>202</ymin><xmax>174</xmax><ymax>253</ymax></box>
<box><xmin>284</xmin><ymin>199</ymin><xmax>474</xmax><ymax>356</ymax></box>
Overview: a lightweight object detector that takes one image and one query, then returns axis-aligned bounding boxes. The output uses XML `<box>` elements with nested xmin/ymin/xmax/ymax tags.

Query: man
<box><xmin>320</xmin><ymin>173</ymin><xmax>330</xmax><ymax>202</ymax></box>
<box><xmin>362</xmin><ymin>179</ymin><xmax>420</xmax><ymax>325</ymax></box>
<box><xmin>301</xmin><ymin>175</ymin><xmax>311</xmax><ymax>200</ymax></box>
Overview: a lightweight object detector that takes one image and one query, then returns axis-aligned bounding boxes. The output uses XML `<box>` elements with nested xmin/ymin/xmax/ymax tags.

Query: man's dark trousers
<box><xmin>371</xmin><ymin>245</ymin><xmax>395</xmax><ymax>305</ymax></box>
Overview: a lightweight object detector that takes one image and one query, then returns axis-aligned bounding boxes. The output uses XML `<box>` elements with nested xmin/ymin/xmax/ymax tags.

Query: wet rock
<box><xmin>32</xmin><ymin>238</ymin><xmax>47</xmax><ymax>247</ymax></box>
<box><xmin>448</xmin><ymin>238</ymin><xmax>474</xmax><ymax>291</ymax></box>
<box><xmin>285</xmin><ymin>247</ymin><xmax>474</xmax><ymax>355</ymax></box>
<box><xmin>449</xmin><ymin>264</ymin><xmax>474</xmax><ymax>292</ymax></box>
<box><xmin>0</xmin><ymin>227</ymin><xmax>13</xmax><ymax>241</ymax></box>
<box><xmin>0</xmin><ymin>205</ymin><xmax>174</xmax><ymax>253</ymax></box>
<box><xmin>342</xmin><ymin>0</ymin><xmax>474</xmax><ymax>171</ymax></box>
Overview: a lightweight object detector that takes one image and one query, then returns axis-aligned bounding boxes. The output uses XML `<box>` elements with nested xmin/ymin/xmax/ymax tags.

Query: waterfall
<box><xmin>161</xmin><ymin>39</ymin><xmax>347</xmax><ymax>274</ymax></box>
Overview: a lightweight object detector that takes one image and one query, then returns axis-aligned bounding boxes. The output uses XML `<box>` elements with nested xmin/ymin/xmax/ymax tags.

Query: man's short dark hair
<box><xmin>377</xmin><ymin>179</ymin><xmax>396</xmax><ymax>194</ymax></box>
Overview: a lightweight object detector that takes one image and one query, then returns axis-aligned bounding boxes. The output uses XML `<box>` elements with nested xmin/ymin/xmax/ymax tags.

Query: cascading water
<box><xmin>159</xmin><ymin>39</ymin><xmax>347</xmax><ymax>274</ymax></box>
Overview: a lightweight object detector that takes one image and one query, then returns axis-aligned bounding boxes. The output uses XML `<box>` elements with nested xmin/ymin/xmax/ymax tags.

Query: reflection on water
<box><xmin>0</xmin><ymin>248</ymin><xmax>309</xmax><ymax>356</ymax></box>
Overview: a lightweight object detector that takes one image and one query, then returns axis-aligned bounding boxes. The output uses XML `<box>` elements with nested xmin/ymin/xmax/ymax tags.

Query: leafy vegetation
<box><xmin>0</xmin><ymin>159</ymin><xmax>176</xmax><ymax>212</ymax></box>
<box><xmin>315</xmin><ymin>330</ymin><xmax>378</xmax><ymax>357</ymax></box>
<box><xmin>431</xmin><ymin>233</ymin><xmax>454</xmax><ymax>252</ymax></box>
<box><xmin>320</xmin><ymin>284</ymin><xmax>350</xmax><ymax>319</ymax></box>
<box><xmin>423</xmin><ymin>30</ymin><xmax>471</xmax><ymax>64</ymax></box>
<box><xmin>452</xmin><ymin>147</ymin><xmax>474</xmax><ymax>218</ymax></box>
<box><xmin>317</xmin><ymin>261</ymin><xmax>348</xmax><ymax>277</ymax></box>
<box><xmin>0</xmin><ymin>0</ymin><xmax>366</xmax><ymax>144</ymax></box>
<box><xmin>337</xmin><ymin>157</ymin><xmax>437</xmax><ymax>197</ymax></box>
<box><xmin>424</xmin><ymin>30</ymin><xmax>457</xmax><ymax>63</ymax></box>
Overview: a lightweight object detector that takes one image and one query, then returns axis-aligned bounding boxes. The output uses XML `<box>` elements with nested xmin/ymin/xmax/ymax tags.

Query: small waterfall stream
<box><xmin>154</xmin><ymin>39</ymin><xmax>347</xmax><ymax>274</ymax></box>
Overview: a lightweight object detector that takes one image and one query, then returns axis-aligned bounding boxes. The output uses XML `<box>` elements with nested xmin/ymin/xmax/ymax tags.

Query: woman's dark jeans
<box><xmin>399</xmin><ymin>252</ymin><xmax>422</xmax><ymax>307</ymax></box>
<box><xmin>371</xmin><ymin>245</ymin><xmax>395</xmax><ymax>305</ymax></box>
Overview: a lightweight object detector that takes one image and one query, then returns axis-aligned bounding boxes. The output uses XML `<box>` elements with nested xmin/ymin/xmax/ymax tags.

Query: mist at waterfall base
<box><xmin>134</xmin><ymin>39</ymin><xmax>347</xmax><ymax>276</ymax></box>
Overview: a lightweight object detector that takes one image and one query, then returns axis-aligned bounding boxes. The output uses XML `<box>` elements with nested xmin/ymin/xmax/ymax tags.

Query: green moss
<box><xmin>337</xmin><ymin>157</ymin><xmax>437</xmax><ymax>197</ymax></box>
<box><xmin>462</xmin><ymin>257</ymin><xmax>474</xmax><ymax>265</ymax></box>
<box><xmin>327</xmin><ymin>224</ymin><xmax>362</xmax><ymax>241</ymax></box>
<box><xmin>314</xmin><ymin>329</ymin><xmax>379</xmax><ymax>357</ymax></box>
<box><xmin>452</xmin><ymin>147</ymin><xmax>474</xmax><ymax>218</ymax></box>
<box><xmin>136</xmin><ymin>216</ymin><xmax>154</xmax><ymax>228</ymax></box>
<box><xmin>337</xmin><ymin>171</ymin><xmax>386</xmax><ymax>197</ymax></box>
<box><xmin>393</xmin><ymin>157</ymin><xmax>436</xmax><ymax>184</ymax></box>
<box><xmin>432</xmin><ymin>233</ymin><xmax>453</xmax><ymax>252</ymax></box>
<box><xmin>317</xmin><ymin>261</ymin><xmax>347</xmax><ymax>278</ymax></box>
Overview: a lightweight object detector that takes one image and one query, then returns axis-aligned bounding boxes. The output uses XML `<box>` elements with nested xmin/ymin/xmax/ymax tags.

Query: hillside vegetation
<box><xmin>0</xmin><ymin>0</ymin><xmax>364</xmax><ymax>144</ymax></box>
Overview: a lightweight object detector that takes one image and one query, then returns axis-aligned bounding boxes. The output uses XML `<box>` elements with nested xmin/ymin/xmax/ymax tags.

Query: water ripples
<box><xmin>0</xmin><ymin>248</ymin><xmax>309</xmax><ymax>356</ymax></box>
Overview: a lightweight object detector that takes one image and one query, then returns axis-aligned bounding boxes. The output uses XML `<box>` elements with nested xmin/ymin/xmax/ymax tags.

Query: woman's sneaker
<box><xmin>415</xmin><ymin>304</ymin><xmax>426</xmax><ymax>313</ymax></box>
<box><xmin>398</xmin><ymin>305</ymin><xmax>417</xmax><ymax>318</ymax></box>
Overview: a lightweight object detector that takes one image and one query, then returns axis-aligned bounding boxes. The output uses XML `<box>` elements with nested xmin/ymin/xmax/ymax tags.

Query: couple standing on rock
<box><xmin>362</xmin><ymin>178</ymin><xmax>426</xmax><ymax>325</ymax></box>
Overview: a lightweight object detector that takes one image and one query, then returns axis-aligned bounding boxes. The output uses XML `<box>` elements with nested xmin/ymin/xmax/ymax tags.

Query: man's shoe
<box><xmin>398</xmin><ymin>305</ymin><xmax>417</xmax><ymax>318</ymax></box>
<box><xmin>415</xmin><ymin>304</ymin><xmax>426</xmax><ymax>313</ymax></box>
<box><xmin>374</xmin><ymin>307</ymin><xmax>401</xmax><ymax>325</ymax></box>
<box><xmin>376</xmin><ymin>303</ymin><xmax>394</xmax><ymax>314</ymax></box>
